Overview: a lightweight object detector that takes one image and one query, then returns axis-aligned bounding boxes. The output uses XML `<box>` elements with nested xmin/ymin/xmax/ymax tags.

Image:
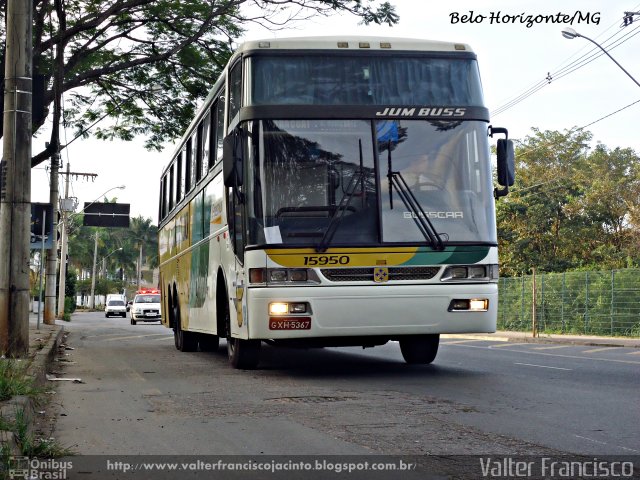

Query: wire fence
<box><xmin>498</xmin><ymin>269</ymin><xmax>640</xmax><ymax>337</ymax></box>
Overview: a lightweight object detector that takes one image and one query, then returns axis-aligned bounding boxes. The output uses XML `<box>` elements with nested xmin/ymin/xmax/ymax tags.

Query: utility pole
<box><xmin>89</xmin><ymin>231</ymin><xmax>99</xmax><ymax>309</ymax></box>
<box><xmin>0</xmin><ymin>0</ymin><xmax>33</xmax><ymax>356</ymax></box>
<box><xmin>44</xmin><ymin>152</ymin><xmax>59</xmax><ymax>324</ymax></box>
<box><xmin>56</xmin><ymin>164</ymin><xmax>97</xmax><ymax>318</ymax></box>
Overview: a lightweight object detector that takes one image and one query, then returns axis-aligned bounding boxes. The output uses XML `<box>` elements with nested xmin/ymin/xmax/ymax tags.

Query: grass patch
<box><xmin>0</xmin><ymin>360</ymin><xmax>40</xmax><ymax>402</ymax></box>
<box><xmin>13</xmin><ymin>408</ymin><xmax>74</xmax><ymax>458</ymax></box>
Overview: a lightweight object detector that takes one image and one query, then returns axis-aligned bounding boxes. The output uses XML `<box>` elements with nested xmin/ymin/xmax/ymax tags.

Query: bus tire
<box><xmin>173</xmin><ymin>299</ymin><xmax>197</xmax><ymax>352</ymax></box>
<box><xmin>219</xmin><ymin>284</ymin><xmax>260</xmax><ymax>368</ymax></box>
<box><xmin>199</xmin><ymin>334</ymin><xmax>220</xmax><ymax>352</ymax></box>
<box><xmin>227</xmin><ymin>337</ymin><xmax>261</xmax><ymax>370</ymax></box>
<box><xmin>399</xmin><ymin>334</ymin><xmax>439</xmax><ymax>364</ymax></box>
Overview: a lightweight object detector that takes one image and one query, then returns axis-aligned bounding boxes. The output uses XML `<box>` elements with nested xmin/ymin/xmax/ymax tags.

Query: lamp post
<box><xmin>100</xmin><ymin>247</ymin><xmax>123</xmax><ymax>279</ymax></box>
<box><xmin>58</xmin><ymin>185</ymin><xmax>125</xmax><ymax>316</ymax></box>
<box><xmin>561</xmin><ymin>28</ymin><xmax>640</xmax><ymax>89</ymax></box>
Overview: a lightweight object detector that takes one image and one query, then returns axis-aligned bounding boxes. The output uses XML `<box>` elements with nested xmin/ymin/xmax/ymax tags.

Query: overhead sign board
<box><xmin>83</xmin><ymin>202</ymin><xmax>130</xmax><ymax>228</ymax></box>
<box><xmin>30</xmin><ymin>202</ymin><xmax>54</xmax><ymax>250</ymax></box>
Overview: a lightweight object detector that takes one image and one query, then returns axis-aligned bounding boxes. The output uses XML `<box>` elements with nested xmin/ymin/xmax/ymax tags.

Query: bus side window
<box><xmin>228</xmin><ymin>62</ymin><xmax>242</xmax><ymax>126</ymax></box>
<box><xmin>216</xmin><ymin>95</ymin><xmax>225</xmax><ymax>163</ymax></box>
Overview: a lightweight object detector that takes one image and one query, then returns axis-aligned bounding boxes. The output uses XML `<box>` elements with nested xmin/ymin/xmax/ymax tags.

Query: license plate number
<box><xmin>269</xmin><ymin>317</ymin><xmax>311</xmax><ymax>330</ymax></box>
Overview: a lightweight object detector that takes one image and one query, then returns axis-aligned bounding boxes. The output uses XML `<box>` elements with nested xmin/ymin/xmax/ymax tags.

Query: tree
<box><xmin>497</xmin><ymin>128</ymin><xmax>640</xmax><ymax>275</ymax></box>
<box><xmin>129</xmin><ymin>216</ymin><xmax>157</xmax><ymax>287</ymax></box>
<box><xmin>0</xmin><ymin>0</ymin><xmax>398</xmax><ymax>166</ymax></box>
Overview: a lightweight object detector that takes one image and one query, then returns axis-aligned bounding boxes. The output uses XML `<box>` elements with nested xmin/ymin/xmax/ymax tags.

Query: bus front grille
<box><xmin>320</xmin><ymin>267</ymin><xmax>440</xmax><ymax>282</ymax></box>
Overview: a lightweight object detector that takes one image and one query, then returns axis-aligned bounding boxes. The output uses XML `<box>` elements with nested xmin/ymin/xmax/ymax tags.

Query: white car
<box><xmin>130</xmin><ymin>292</ymin><xmax>162</xmax><ymax>325</ymax></box>
<box><xmin>105</xmin><ymin>299</ymin><xmax>127</xmax><ymax>318</ymax></box>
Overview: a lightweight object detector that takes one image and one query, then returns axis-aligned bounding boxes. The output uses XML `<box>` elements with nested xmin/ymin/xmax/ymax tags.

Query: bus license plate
<box><xmin>269</xmin><ymin>317</ymin><xmax>311</xmax><ymax>330</ymax></box>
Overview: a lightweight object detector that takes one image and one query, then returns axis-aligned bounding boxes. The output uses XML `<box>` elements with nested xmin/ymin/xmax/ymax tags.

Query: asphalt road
<box><xmin>50</xmin><ymin>311</ymin><xmax>639</xmax><ymax>460</ymax></box>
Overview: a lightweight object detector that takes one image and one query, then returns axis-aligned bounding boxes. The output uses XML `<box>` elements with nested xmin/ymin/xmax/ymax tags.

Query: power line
<box><xmin>509</xmin><ymin>97</ymin><xmax>640</xmax><ymax>198</ymax></box>
<box><xmin>490</xmin><ymin>9</ymin><xmax>640</xmax><ymax>117</ymax></box>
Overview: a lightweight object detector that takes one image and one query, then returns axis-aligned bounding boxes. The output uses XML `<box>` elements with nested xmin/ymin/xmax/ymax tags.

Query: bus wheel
<box><xmin>199</xmin><ymin>334</ymin><xmax>220</xmax><ymax>352</ymax></box>
<box><xmin>173</xmin><ymin>301</ymin><xmax>197</xmax><ymax>352</ymax></box>
<box><xmin>227</xmin><ymin>337</ymin><xmax>261</xmax><ymax>369</ymax></box>
<box><xmin>399</xmin><ymin>334</ymin><xmax>440</xmax><ymax>364</ymax></box>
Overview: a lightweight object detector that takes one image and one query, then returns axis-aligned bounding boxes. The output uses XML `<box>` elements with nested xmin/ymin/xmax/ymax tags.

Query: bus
<box><xmin>157</xmin><ymin>36</ymin><xmax>515</xmax><ymax>369</ymax></box>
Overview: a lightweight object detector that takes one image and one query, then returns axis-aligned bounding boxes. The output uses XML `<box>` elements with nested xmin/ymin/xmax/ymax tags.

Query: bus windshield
<box><xmin>246</xmin><ymin>119</ymin><xmax>496</xmax><ymax>248</ymax></box>
<box><xmin>250</xmin><ymin>54</ymin><xmax>484</xmax><ymax>106</ymax></box>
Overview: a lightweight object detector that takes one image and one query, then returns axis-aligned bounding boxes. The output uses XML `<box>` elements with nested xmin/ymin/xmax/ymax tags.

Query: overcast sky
<box><xmin>30</xmin><ymin>0</ymin><xmax>640</xmax><ymax>222</ymax></box>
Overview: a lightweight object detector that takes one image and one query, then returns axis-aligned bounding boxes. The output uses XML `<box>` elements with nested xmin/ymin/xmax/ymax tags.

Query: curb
<box><xmin>0</xmin><ymin>325</ymin><xmax>65</xmax><ymax>456</ymax></box>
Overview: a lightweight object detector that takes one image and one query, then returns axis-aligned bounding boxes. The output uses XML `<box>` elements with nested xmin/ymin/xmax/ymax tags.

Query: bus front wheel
<box><xmin>399</xmin><ymin>334</ymin><xmax>440</xmax><ymax>364</ymax></box>
<box><xmin>227</xmin><ymin>337</ymin><xmax>261</xmax><ymax>369</ymax></box>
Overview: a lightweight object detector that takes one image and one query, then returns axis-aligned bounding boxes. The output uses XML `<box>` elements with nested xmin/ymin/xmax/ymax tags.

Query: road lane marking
<box><xmin>152</xmin><ymin>336</ymin><xmax>174</xmax><ymax>341</ymax></box>
<box><xmin>531</xmin><ymin>345</ymin><xmax>570</xmax><ymax>350</ymax></box>
<box><xmin>489</xmin><ymin>343</ymin><xmax>530</xmax><ymax>348</ymax></box>
<box><xmin>574</xmin><ymin>435</ymin><xmax>608</xmax><ymax>446</ymax></box>
<box><xmin>582</xmin><ymin>347</ymin><xmax>612</xmax><ymax>353</ymax></box>
<box><xmin>515</xmin><ymin>362</ymin><xmax>572</xmax><ymax>371</ymax></box>
<box><xmin>448</xmin><ymin>343</ymin><xmax>640</xmax><ymax>365</ymax></box>
<box><xmin>442</xmin><ymin>340</ymin><xmax>485</xmax><ymax>345</ymax></box>
<box><xmin>627</xmin><ymin>351</ymin><xmax>640</xmax><ymax>355</ymax></box>
<box><xmin>102</xmin><ymin>333</ymin><xmax>170</xmax><ymax>342</ymax></box>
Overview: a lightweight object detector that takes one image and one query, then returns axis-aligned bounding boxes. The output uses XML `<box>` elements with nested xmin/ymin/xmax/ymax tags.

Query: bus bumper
<box><xmin>246</xmin><ymin>284</ymin><xmax>497</xmax><ymax>339</ymax></box>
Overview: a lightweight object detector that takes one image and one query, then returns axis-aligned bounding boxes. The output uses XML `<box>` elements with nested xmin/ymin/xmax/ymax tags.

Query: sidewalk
<box><xmin>442</xmin><ymin>330</ymin><xmax>640</xmax><ymax>348</ymax></box>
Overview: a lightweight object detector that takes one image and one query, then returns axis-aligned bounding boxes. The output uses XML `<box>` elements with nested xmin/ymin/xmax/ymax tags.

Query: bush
<box><xmin>63</xmin><ymin>297</ymin><xmax>76</xmax><ymax>321</ymax></box>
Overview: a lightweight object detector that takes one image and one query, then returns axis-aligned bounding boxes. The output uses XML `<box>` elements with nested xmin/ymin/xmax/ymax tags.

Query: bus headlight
<box><xmin>448</xmin><ymin>299</ymin><xmax>489</xmax><ymax>312</ymax></box>
<box><xmin>441</xmin><ymin>265</ymin><xmax>498</xmax><ymax>282</ymax></box>
<box><xmin>269</xmin><ymin>302</ymin><xmax>309</xmax><ymax>315</ymax></box>
<box><xmin>249</xmin><ymin>268</ymin><xmax>320</xmax><ymax>285</ymax></box>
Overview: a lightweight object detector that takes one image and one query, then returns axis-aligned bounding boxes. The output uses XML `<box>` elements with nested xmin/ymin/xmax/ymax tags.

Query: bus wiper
<box><xmin>316</xmin><ymin>140</ymin><xmax>366</xmax><ymax>253</ymax></box>
<box><xmin>386</xmin><ymin>141</ymin><xmax>445</xmax><ymax>250</ymax></box>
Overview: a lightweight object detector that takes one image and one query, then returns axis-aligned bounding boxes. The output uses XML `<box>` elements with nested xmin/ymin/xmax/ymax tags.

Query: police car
<box><xmin>129</xmin><ymin>288</ymin><xmax>162</xmax><ymax>325</ymax></box>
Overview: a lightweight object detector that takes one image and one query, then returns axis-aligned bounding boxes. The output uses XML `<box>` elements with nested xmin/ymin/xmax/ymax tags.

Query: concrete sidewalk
<box><xmin>443</xmin><ymin>330</ymin><xmax>640</xmax><ymax>348</ymax></box>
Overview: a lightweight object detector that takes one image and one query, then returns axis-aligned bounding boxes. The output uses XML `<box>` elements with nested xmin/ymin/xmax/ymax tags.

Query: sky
<box><xmin>30</xmin><ymin>0</ymin><xmax>640</xmax><ymax>223</ymax></box>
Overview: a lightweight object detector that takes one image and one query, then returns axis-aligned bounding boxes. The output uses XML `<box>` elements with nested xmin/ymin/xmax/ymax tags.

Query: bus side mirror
<box><xmin>490</xmin><ymin>125</ymin><xmax>515</xmax><ymax>198</ymax></box>
<box><xmin>223</xmin><ymin>133</ymin><xmax>243</xmax><ymax>188</ymax></box>
<box><xmin>497</xmin><ymin>139</ymin><xmax>515</xmax><ymax>187</ymax></box>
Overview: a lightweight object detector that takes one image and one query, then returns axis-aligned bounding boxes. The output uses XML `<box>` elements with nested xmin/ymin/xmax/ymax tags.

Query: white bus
<box><xmin>158</xmin><ymin>36</ymin><xmax>515</xmax><ymax>369</ymax></box>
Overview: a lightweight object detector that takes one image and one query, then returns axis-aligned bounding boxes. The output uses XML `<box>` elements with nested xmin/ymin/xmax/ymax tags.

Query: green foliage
<box><xmin>498</xmin><ymin>269</ymin><xmax>640</xmax><ymax>337</ymax></box>
<box><xmin>13</xmin><ymin>408</ymin><xmax>74</xmax><ymax>458</ymax></box>
<box><xmin>67</xmin><ymin>215</ymin><xmax>158</xmax><ymax>297</ymax></box>
<box><xmin>0</xmin><ymin>361</ymin><xmax>39</xmax><ymax>402</ymax></box>
<box><xmin>64</xmin><ymin>297</ymin><xmax>76</xmax><ymax>316</ymax></box>
<box><xmin>19</xmin><ymin>0</ymin><xmax>399</xmax><ymax>165</ymax></box>
<box><xmin>497</xmin><ymin>128</ymin><xmax>640</xmax><ymax>276</ymax></box>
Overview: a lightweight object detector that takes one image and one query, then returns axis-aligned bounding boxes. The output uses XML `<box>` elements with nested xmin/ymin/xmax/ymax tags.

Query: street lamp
<box><xmin>100</xmin><ymin>247</ymin><xmax>123</xmax><ymax>279</ymax></box>
<box><xmin>61</xmin><ymin>185</ymin><xmax>126</xmax><ymax>314</ymax></box>
<box><xmin>561</xmin><ymin>28</ymin><xmax>640</xmax><ymax>89</ymax></box>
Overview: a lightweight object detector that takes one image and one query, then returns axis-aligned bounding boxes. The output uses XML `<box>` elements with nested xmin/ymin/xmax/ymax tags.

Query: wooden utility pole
<box><xmin>44</xmin><ymin>152</ymin><xmax>59</xmax><ymax>324</ymax></box>
<box><xmin>0</xmin><ymin>0</ymin><xmax>33</xmax><ymax>356</ymax></box>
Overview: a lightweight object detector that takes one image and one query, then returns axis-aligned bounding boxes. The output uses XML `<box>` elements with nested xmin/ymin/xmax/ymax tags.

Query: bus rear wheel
<box><xmin>172</xmin><ymin>298</ymin><xmax>197</xmax><ymax>352</ymax></box>
<box><xmin>399</xmin><ymin>334</ymin><xmax>440</xmax><ymax>364</ymax></box>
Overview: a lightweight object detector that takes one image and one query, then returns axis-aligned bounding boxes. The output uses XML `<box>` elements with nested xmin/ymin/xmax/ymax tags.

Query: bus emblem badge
<box><xmin>373</xmin><ymin>267</ymin><xmax>389</xmax><ymax>283</ymax></box>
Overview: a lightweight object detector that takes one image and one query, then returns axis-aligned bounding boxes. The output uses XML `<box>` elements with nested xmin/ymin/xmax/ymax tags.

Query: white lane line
<box><xmin>515</xmin><ymin>362</ymin><xmax>572</xmax><ymax>371</ymax></box>
<box><xmin>574</xmin><ymin>435</ymin><xmax>608</xmax><ymax>446</ymax></box>
<box><xmin>489</xmin><ymin>343</ymin><xmax>530</xmax><ymax>348</ymax></box>
<box><xmin>449</xmin><ymin>343</ymin><xmax>640</xmax><ymax>365</ymax></box>
<box><xmin>582</xmin><ymin>347</ymin><xmax>612</xmax><ymax>354</ymax></box>
<box><xmin>627</xmin><ymin>351</ymin><xmax>640</xmax><ymax>355</ymax></box>
<box><xmin>531</xmin><ymin>345</ymin><xmax>570</xmax><ymax>350</ymax></box>
<box><xmin>102</xmin><ymin>333</ymin><xmax>170</xmax><ymax>342</ymax></box>
<box><xmin>152</xmin><ymin>336</ymin><xmax>174</xmax><ymax>341</ymax></box>
<box><xmin>442</xmin><ymin>340</ymin><xmax>486</xmax><ymax>345</ymax></box>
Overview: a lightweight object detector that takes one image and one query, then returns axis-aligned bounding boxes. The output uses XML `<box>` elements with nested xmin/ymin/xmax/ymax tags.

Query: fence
<box><xmin>498</xmin><ymin>269</ymin><xmax>640</xmax><ymax>337</ymax></box>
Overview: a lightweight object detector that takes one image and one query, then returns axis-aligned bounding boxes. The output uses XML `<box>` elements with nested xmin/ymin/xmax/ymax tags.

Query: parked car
<box><xmin>105</xmin><ymin>299</ymin><xmax>127</xmax><ymax>318</ymax></box>
<box><xmin>130</xmin><ymin>289</ymin><xmax>161</xmax><ymax>325</ymax></box>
